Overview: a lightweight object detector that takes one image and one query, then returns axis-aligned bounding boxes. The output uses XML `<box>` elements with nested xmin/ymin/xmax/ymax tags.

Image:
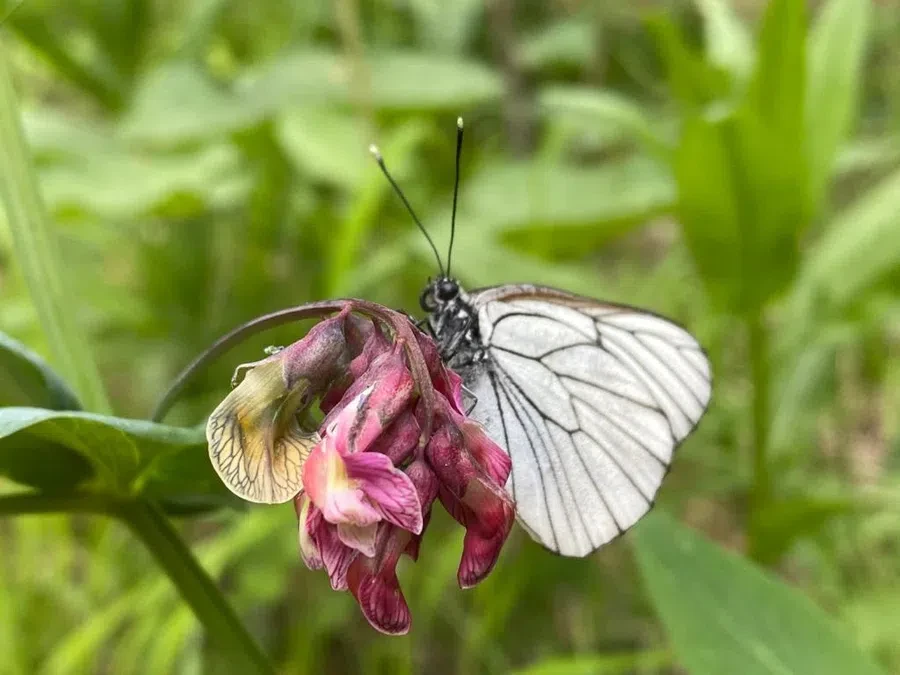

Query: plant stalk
<box><xmin>0</xmin><ymin>493</ymin><xmax>274</xmax><ymax>674</ymax></box>
<box><xmin>115</xmin><ymin>500</ymin><xmax>274</xmax><ymax>675</ymax></box>
<box><xmin>0</xmin><ymin>45</ymin><xmax>112</xmax><ymax>413</ymax></box>
<box><xmin>747</xmin><ymin>310</ymin><xmax>771</xmax><ymax>558</ymax></box>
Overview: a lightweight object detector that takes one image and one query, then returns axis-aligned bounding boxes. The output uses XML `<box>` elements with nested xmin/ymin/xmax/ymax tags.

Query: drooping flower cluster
<box><xmin>207</xmin><ymin>305</ymin><xmax>515</xmax><ymax>634</ymax></box>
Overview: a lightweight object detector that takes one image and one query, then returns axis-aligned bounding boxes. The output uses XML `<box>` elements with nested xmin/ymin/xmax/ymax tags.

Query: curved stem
<box><xmin>151</xmin><ymin>300</ymin><xmax>435</xmax><ymax>439</ymax></box>
<box><xmin>0</xmin><ymin>493</ymin><xmax>274</xmax><ymax>674</ymax></box>
<box><xmin>151</xmin><ymin>301</ymin><xmax>350</xmax><ymax>421</ymax></box>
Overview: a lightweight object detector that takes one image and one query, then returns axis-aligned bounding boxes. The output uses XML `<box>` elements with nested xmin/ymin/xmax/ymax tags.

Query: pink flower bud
<box><xmin>426</xmin><ymin>417</ymin><xmax>515</xmax><ymax>588</ymax></box>
<box><xmin>346</xmin><ymin>524</ymin><xmax>413</xmax><ymax>635</ymax></box>
<box><xmin>207</xmin><ymin>303</ymin><xmax>519</xmax><ymax>634</ymax></box>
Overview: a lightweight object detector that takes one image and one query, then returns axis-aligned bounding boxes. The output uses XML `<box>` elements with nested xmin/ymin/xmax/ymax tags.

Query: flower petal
<box><xmin>415</xmin><ymin>332</ymin><xmax>466</xmax><ymax>414</ymax></box>
<box><xmin>295</xmin><ymin>494</ymin><xmax>323</xmax><ymax>570</ymax></box>
<box><xmin>338</xmin><ymin>522</ymin><xmax>379</xmax><ymax>557</ymax></box>
<box><xmin>280</xmin><ymin>313</ymin><xmax>351</xmax><ymax>388</ymax></box>
<box><xmin>313</xmin><ymin>519</ymin><xmax>358</xmax><ymax>591</ymax></box>
<box><xmin>459</xmin><ymin>418</ymin><xmax>512</xmax><ymax>487</ymax></box>
<box><xmin>347</xmin><ymin>529</ymin><xmax>412</xmax><ymax>635</ymax></box>
<box><xmin>322</xmin><ymin>344</ymin><xmax>415</xmax><ymax>453</ymax></box>
<box><xmin>344</xmin><ymin>452</ymin><xmax>423</xmax><ymax>534</ymax></box>
<box><xmin>367</xmin><ymin>409</ymin><xmax>420</xmax><ymax>466</ymax></box>
<box><xmin>304</xmin><ymin>439</ymin><xmax>382</xmax><ymax>526</ymax></box>
<box><xmin>438</xmin><ymin>485</ymin><xmax>514</xmax><ymax>588</ymax></box>
<box><xmin>458</xmin><ymin>528</ymin><xmax>508</xmax><ymax>589</ymax></box>
<box><xmin>207</xmin><ymin>359</ymin><xmax>315</xmax><ymax>504</ymax></box>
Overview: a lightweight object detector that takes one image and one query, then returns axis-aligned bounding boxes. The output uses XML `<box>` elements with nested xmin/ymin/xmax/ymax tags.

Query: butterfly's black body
<box><xmin>420</xmin><ymin>277</ymin><xmax>485</xmax><ymax>376</ymax></box>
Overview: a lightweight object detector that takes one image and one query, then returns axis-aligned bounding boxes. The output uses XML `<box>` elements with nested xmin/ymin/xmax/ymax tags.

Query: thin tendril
<box><xmin>369</xmin><ymin>144</ymin><xmax>445</xmax><ymax>277</ymax></box>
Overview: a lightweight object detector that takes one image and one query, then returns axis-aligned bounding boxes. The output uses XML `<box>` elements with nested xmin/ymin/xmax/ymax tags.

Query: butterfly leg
<box><xmin>460</xmin><ymin>384</ymin><xmax>479</xmax><ymax>415</ymax></box>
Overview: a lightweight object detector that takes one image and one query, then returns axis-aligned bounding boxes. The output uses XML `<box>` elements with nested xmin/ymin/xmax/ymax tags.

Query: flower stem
<box><xmin>747</xmin><ymin>310</ymin><xmax>771</xmax><ymax>559</ymax></box>
<box><xmin>0</xmin><ymin>494</ymin><xmax>274</xmax><ymax>674</ymax></box>
<box><xmin>151</xmin><ymin>300</ymin><xmax>350</xmax><ymax>421</ymax></box>
<box><xmin>115</xmin><ymin>500</ymin><xmax>274</xmax><ymax>675</ymax></box>
<box><xmin>0</xmin><ymin>45</ymin><xmax>111</xmax><ymax>413</ymax></box>
<box><xmin>151</xmin><ymin>299</ymin><xmax>434</xmax><ymax>431</ymax></box>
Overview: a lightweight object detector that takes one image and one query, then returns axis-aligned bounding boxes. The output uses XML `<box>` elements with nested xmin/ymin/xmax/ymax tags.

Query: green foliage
<box><xmin>634</xmin><ymin>511</ymin><xmax>886</xmax><ymax>675</ymax></box>
<box><xmin>0</xmin><ymin>407</ymin><xmax>224</xmax><ymax>498</ymax></box>
<box><xmin>0</xmin><ymin>0</ymin><xmax>898</xmax><ymax>673</ymax></box>
<box><xmin>0</xmin><ymin>331</ymin><xmax>81</xmax><ymax>410</ymax></box>
<box><xmin>667</xmin><ymin>0</ymin><xmax>809</xmax><ymax>313</ymax></box>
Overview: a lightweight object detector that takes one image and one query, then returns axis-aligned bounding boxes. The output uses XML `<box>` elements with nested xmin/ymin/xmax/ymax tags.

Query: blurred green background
<box><xmin>1</xmin><ymin>0</ymin><xmax>899</xmax><ymax>673</ymax></box>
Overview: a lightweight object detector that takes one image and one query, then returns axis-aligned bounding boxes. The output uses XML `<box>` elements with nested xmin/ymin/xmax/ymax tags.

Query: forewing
<box><xmin>466</xmin><ymin>285</ymin><xmax>711</xmax><ymax>557</ymax></box>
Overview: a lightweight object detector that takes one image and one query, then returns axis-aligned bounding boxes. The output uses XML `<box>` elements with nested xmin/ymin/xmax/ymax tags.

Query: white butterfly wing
<box><xmin>464</xmin><ymin>285</ymin><xmax>712</xmax><ymax>557</ymax></box>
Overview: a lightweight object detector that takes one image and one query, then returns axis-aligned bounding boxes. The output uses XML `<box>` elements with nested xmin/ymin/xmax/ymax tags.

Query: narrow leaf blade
<box><xmin>0</xmin><ymin>331</ymin><xmax>81</xmax><ymax>409</ymax></box>
<box><xmin>633</xmin><ymin>511</ymin><xmax>886</xmax><ymax>675</ymax></box>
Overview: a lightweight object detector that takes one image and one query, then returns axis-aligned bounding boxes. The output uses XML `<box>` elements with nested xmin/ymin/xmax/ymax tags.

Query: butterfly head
<box><xmin>420</xmin><ymin>276</ymin><xmax>461</xmax><ymax>313</ymax></box>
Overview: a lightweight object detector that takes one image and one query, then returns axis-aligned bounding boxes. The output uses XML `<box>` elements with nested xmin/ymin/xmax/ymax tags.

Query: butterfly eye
<box><xmin>419</xmin><ymin>287</ymin><xmax>437</xmax><ymax>312</ymax></box>
<box><xmin>436</xmin><ymin>279</ymin><xmax>459</xmax><ymax>302</ymax></box>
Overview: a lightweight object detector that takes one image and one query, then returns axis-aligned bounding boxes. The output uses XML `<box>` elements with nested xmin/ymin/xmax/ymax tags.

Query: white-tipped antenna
<box><xmin>447</xmin><ymin>116</ymin><xmax>465</xmax><ymax>278</ymax></box>
<box><xmin>370</xmin><ymin>142</ymin><xmax>445</xmax><ymax>277</ymax></box>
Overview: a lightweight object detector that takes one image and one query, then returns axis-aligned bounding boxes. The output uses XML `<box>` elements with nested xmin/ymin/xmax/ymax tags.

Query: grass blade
<box><xmin>0</xmin><ymin>46</ymin><xmax>111</xmax><ymax>412</ymax></box>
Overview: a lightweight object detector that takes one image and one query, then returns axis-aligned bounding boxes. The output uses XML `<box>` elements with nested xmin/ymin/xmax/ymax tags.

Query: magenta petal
<box><xmin>315</xmin><ymin>521</ymin><xmax>358</xmax><ymax>591</ymax></box>
<box><xmin>322</xmin><ymin>486</ymin><xmax>382</xmax><ymax>527</ymax></box>
<box><xmin>415</xmin><ymin>332</ymin><xmax>466</xmax><ymax>414</ymax></box>
<box><xmin>344</xmin><ymin>452</ymin><xmax>423</xmax><ymax>534</ymax></box>
<box><xmin>367</xmin><ymin>409</ymin><xmax>420</xmax><ymax>465</ymax></box>
<box><xmin>322</xmin><ymin>345</ymin><xmax>414</xmax><ymax>451</ymax></box>
<box><xmin>295</xmin><ymin>496</ymin><xmax>323</xmax><ymax>570</ymax></box>
<box><xmin>458</xmin><ymin>529</ymin><xmax>507</xmax><ymax>589</ymax></box>
<box><xmin>348</xmin><ymin>568</ymin><xmax>410</xmax><ymax>635</ymax></box>
<box><xmin>338</xmin><ymin>522</ymin><xmax>378</xmax><ymax>557</ymax></box>
<box><xmin>438</xmin><ymin>480</ymin><xmax>514</xmax><ymax>589</ymax></box>
<box><xmin>347</xmin><ymin>531</ymin><xmax>411</xmax><ymax>635</ymax></box>
<box><xmin>460</xmin><ymin>420</ymin><xmax>512</xmax><ymax>486</ymax></box>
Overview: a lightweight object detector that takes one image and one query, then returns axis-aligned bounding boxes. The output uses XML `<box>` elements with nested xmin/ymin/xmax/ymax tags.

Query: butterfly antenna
<box><xmin>447</xmin><ymin>116</ymin><xmax>464</xmax><ymax>278</ymax></box>
<box><xmin>369</xmin><ymin>144</ymin><xmax>445</xmax><ymax>277</ymax></box>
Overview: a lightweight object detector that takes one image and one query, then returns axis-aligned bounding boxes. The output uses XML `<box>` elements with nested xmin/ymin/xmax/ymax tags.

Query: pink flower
<box><xmin>303</xmin><ymin>382</ymin><xmax>423</xmax><ymax>556</ymax></box>
<box><xmin>206</xmin><ymin>302</ymin><xmax>516</xmax><ymax>635</ymax></box>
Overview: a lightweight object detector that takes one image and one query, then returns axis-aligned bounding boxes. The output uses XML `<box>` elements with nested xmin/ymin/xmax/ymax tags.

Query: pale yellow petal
<box><xmin>207</xmin><ymin>360</ymin><xmax>317</xmax><ymax>504</ymax></box>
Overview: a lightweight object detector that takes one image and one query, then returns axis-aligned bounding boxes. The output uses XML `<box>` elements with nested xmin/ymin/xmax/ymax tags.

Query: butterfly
<box><xmin>374</xmin><ymin>118</ymin><xmax>712</xmax><ymax>557</ymax></box>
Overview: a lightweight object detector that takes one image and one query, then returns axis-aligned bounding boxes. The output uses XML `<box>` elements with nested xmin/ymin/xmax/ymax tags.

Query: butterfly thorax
<box><xmin>420</xmin><ymin>278</ymin><xmax>485</xmax><ymax>372</ymax></box>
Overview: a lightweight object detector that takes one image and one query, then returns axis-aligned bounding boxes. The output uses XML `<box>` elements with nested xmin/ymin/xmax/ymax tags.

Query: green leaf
<box><xmin>633</xmin><ymin>511</ymin><xmax>886</xmax><ymax>675</ymax></box>
<box><xmin>0</xmin><ymin>48</ymin><xmax>112</xmax><ymax>413</ymax></box>
<box><xmin>120</xmin><ymin>62</ymin><xmax>267</xmax><ymax>145</ymax></box>
<box><xmin>40</xmin><ymin>144</ymin><xmax>243</xmax><ymax>219</ymax></box>
<box><xmin>694</xmin><ymin>0</ymin><xmax>754</xmax><ymax>82</ymax></box>
<box><xmin>647</xmin><ymin>14</ymin><xmax>731</xmax><ymax>109</ymax></box>
<box><xmin>510</xmin><ymin>650</ymin><xmax>671</xmax><ymax>675</ymax></box>
<box><xmin>243</xmin><ymin>49</ymin><xmax>502</xmax><ymax>113</ymax></box>
<box><xmin>0</xmin><ymin>408</ymin><xmax>227</xmax><ymax>500</ymax></box>
<box><xmin>675</xmin><ymin>108</ymin><xmax>806</xmax><ymax>312</ymax></box>
<box><xmin>750</xmin><ymin>493</ymin><xmax>864</xmax><ymax>565</ymax></box>
<box><xmin>406</xmin><ymin>0</ymin><xmax>482</xmax><ymax>54</ymax></box>
<box><xmin>806</xmin><ymin>0</ymin><xmax>871</xmax><ymax>213</ymax></box>
<box><xmin>0</xmin><ymin>331</ymin><xmax>81</xmax><ymax>410</ymax></box>
<box><xmin>520</xmin><ymin>19</ymin><xmax>595</xmax><ymax>71</ymax></box>
<box><xmin>797</xmin><ymin>165</ymin><xmax>900</xmax><ymax>309</ymax></box>
<box><xmin>747</xmin><ymin>0</ymin><xmax>806</xmax><ymax>140</ymax></box>
<box><xmin>463</xmin><ymin>156</ymin><xmax>676</xmax><ymax>259</ymax></box>
<box><xmin>537</xmin><ymin>86</ymin><xmax>670</xmax><ymax>158</ymax></box>
<box><xmin>275</xmin><ymin>107</ymin><xmax>367</xmax><ymax>189</ymax></box>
